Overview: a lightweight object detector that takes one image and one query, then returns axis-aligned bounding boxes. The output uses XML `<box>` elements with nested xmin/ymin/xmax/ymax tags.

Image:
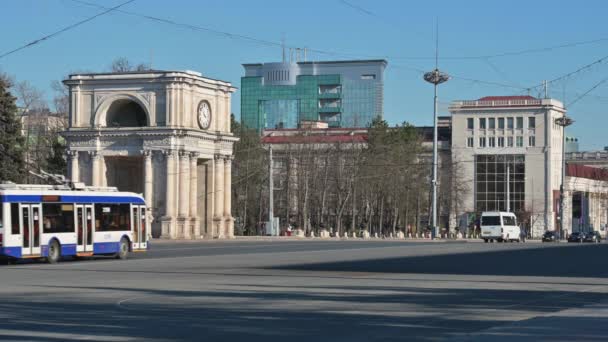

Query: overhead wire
<box><xmin>0</xmin><ymin>0</ymin><xmax>136</xmax><ymax>60</ymax></box>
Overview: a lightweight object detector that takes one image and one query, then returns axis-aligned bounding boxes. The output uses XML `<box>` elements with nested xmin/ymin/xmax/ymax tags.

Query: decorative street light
<box><xmin>555</xmin><ymin>114</ymin><xmax>574</xmax><ymax>240</ymax></box>
<box><xmin>424</xmin><ymin>69</ymin><xmax>450</xmax><ymax>239</ymax></box>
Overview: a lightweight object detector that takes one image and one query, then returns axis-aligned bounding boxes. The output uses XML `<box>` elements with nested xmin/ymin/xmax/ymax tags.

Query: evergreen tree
<box><xmin>0</xmin><ymin>74</ymin><xmax>26</xmax><ymax>183</ymax></box>
<box><xmin>46</xmin><ymin>136</ymin><xmax>67</xmax><ymax>176</ymax></box>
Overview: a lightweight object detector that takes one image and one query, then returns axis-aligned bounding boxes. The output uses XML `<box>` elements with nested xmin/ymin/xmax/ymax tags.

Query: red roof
<box><xmin>477</xmin><ymin>95</ymin><xmax>537</xmax><ymax>101</ymax></box>
<box><xmin>262</xmin><ymin>134</ymin><xmax>368</xmax><ymax>144</ymax></box>
<box><xmin>567</xmin><ymin>164</ymin><xmax>608</xmax><ymax>182</ymax></box>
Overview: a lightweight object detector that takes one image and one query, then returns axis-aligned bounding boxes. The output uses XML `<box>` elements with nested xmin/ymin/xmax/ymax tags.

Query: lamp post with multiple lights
<box><xmin>424</xmin><ymin>69</ymin><xmax>450</xmax><ymax>239</ymax></box>
<box><xmin>555</xmin><ymin>114</ymin><xmax>573</xmax><ymax>240</ymax></box>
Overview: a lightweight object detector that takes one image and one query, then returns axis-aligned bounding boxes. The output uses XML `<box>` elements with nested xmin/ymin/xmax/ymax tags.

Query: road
<box><xmin>1</xmin><ymin>239</ymin><xmax>608</xmax><ymax>341</ymax></box>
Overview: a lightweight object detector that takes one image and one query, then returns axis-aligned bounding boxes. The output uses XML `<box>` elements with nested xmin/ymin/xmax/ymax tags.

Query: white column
<box><xmin>223</xmin><ymin>156</ymin><xmax>233</xmax><ymax>238</ymax></box>
<box><xmin>214</xmin><ymin>154</ymin><xmax>224</xmax><ymax>238</ymax></box>
<box><xmin>90</xmin><ymin>151</ymin><xmax>101</xmax><ymax>186</ymax></box>
<box><xmin>178</xmin><ymin>151</ymin><xmax>190</xmax><ymax>218</ymax></box>
<box><xmin>143</xmin><ymin>150</ymin><xmax>153</xmax><ymax>207</ymax></box>
<box><xmin>68</xmin><ymin>151</ymin><xmax>79</xmax><ymax>183</ymax></box>
<box><xmin>162</xmin><ymin>150</ymin><xmax>177</xmax><ymax>238</ymax></box>
<box><xmin>189</xmin><ymin>153</ymin><xmax>199</xmax><ymax>218</ymax></box>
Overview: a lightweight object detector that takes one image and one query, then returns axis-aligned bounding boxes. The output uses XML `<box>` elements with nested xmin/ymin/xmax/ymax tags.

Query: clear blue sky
<box><xmin>2</xmin><ymin>0</ymin><xmax>608</xmax><ymax>150</ymax></box>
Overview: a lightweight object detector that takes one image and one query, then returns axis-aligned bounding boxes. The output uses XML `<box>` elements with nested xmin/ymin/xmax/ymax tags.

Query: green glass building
<box><xmin>241</xmin><ymin>59</ymin><xmax>387</xmax><ymax>131</ymax></box>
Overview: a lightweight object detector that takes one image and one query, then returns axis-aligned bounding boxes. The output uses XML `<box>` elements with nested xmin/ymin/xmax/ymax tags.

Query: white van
<box><xmin>480</xmin><ymin>211</ymin><xmax>521</xmax><ymax>243</ymax></box>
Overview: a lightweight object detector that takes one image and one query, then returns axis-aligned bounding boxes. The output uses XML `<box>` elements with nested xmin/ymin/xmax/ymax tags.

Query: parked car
<box><xmin>568</xmin><ymin>232</ymin><xmax>585</xmax><ymax>243</ymax></box>
<box><xmin>542</xmin><ymin>231</ymin><xmax>557</xmax><ymax>242</ymax></box>
<box><xmin>583</xmin><ymin>231</ymin><xmax>602</xmax><ymax>243</ymax></box>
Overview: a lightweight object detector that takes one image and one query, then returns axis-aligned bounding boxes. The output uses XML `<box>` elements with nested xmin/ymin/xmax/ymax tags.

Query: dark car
<box><xmin>568</xmin><ymin>232</ymin><xmax>585</xmax><ymax>243</ymax></box>
<box><xmin>583</xmin><ymin>231</ymin><xmax>602</xmax><ymax>243</ymax></box>
<box><xmin>542</xmin><ymin>231</ymin><xmax>557</xmax><ymax>242</ymax></box>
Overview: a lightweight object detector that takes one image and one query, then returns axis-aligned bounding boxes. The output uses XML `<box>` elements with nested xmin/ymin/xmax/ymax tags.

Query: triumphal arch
<box><xmin>62</xmin><ymin>70</ymin><xmax>237</xmax><ymax>239</ymax></box>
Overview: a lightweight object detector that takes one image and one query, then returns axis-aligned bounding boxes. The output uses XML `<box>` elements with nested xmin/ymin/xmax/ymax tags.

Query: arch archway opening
<box><xmin>105</xmin><ymin>99</ymin><xmax>148</xmax><ymax>127</ymax></box>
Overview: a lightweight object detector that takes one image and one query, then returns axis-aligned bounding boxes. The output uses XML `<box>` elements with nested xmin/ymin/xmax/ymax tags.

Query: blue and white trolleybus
<box><xmin>0</xmin><ymin>182</ymin><xmax>148</xmax><ymax>263</ymax></box>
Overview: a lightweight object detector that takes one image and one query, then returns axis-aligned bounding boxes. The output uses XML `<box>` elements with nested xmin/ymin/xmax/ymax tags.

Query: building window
<box><xmin>479</xmin><ymin>118</ymin><xmax>486</xmax><ymax>129</ymax></box>
<box><xmin>319</xmin><ymin>99</ymin><xmax>341</xmax><ymax>108</ymax></box>
<box><xmin>498</xmin><ymin>117</ymin><xmax>505</xmax><ymax>129</ymax></box>
<box><xmin>319</xmin><ymin>85</ymin><xmax>341</xmax><ymax>94</ymax></box>
<box><xmin>467</xmin><ymin>137</ymin><xmax>474</xmax><ymax>147</ymax></box>
<box><xmin>507</xmin><ymin>136</ymin><xmax>514</xmax><ymax>147</ymax></box>
<box><xmin>516</xmin><ymin>117</ymin><xmax>523</xmax><ymax>129</ymax></box>
<box><xmin>475</xmin><ymin>155</ymin><xmax>525</xmax><ymax>213</ymax></box>
<box><xmin>467</xmin><ymin>118</ymin><xmax>474</xmax><ymax>129</ymax></box>
<box><xmin>479</xmin><ymin>137</ymin><xmax>486</xmax><ymax>148</ymax></box>
<box><xmin>507</xmin><ymin>117</ymin><xmax>514</xmax><ymax>129</ymax></box>
<box><xmin>529</xmin><ymin>136</ymin><xmax>536</xmax><ymax>147</ymax></box>
<box><xmin>528</xmin><ymin>116</ymin><xmax>536</xmax><ymax>129</ymax></box>
<box><xmin>489</xmin><ymin>118</ymin><xmax>496</xmax><ymax>129</ymax></box>
<box><xmin>489</xmin><ymin>137</ymin><xmax>496</xmax><ymax>147</ymax></box>
<box><xmin>516</xmin><ymin>136</ymin><xmax>523</xmax><ymax>147</ymax></box>
<box><xmin>361</xmin><ymin>74</ymin><xmax>376</xmax><ymax>80</ymax></box>
<box><xmin>498</xmin><ymin>137</ymin><xmax>505</xmax><ymax>147</ymax></box>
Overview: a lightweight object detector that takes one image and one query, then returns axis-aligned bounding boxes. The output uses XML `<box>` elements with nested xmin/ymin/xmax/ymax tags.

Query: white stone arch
<box><xmin>93</xmin><ymin>93</ymin><xmax>151</xmax><ymax>127</ymax></box>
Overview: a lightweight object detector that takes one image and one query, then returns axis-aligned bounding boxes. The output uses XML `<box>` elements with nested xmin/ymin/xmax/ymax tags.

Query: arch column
<box><xmin>178</xmin><ymin>150</ymin><xmax>191</xmax><ymax>239</ymax></box>
<box><xmin>224</xmin><ymin>156</ymin><xmax>234</xmax><ymax>238</ymax></box>
<box><xmin>142</xmin><ymin>149</ymin><xmax>153</xmax><ymax>210</ymax></box>
<box><xmin>190</xmin><ymin>153</ymin><xmax>200</xmax><ymax>238</ymax></box>
<box><xmin>161</xmin><ymin>150</ymin><xmax>178</xmax><ymax>239</ymax></box>
<box><xmin>68</xmin><ymin>151</ymin><xmax>79</xmax><ymax>183</ymax></box>
<box><xmin>213</xmin><ymin>154</ymin><xmax>225</xmax><ymax>238</ymax></box>
<box><xmin>89</xmin><ymin>151</ymin><xmax>102</xmax><ymax>186</ymax></box>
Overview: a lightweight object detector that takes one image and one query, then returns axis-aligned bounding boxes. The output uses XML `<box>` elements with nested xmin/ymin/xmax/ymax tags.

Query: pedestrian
<box><xmin>520</xmin><ymin>226</ymin><xmax>527</xmax><ymax>243</ymax></box>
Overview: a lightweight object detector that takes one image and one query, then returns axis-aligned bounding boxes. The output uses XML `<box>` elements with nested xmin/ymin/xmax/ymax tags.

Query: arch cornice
<box><xmin>93</xmin><ymin>93</ymin><xmax>152</xmax><ymax>128</ymax></box>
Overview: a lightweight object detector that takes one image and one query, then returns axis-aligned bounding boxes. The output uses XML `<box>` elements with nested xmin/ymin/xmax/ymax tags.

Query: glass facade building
<box><xmin>475</xmin><ymin>154</ymin><xmax>525</xmax><ymax>213</ymax></box>
<box><xmin>241</xmin><ymin>60</ymin><xmax>386</xmax><ymax>131</ymax></box>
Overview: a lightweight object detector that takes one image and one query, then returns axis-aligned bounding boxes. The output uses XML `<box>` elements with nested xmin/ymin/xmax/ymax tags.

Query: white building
<box><xmin>449</xmin><ymin>96</ymin><xmax>566</xmax><ymax>237</ymax></box>
<box><xmin>62</xmin><ymin>70</ymin><xmax>237</xmax><ymax>240</ymax></box>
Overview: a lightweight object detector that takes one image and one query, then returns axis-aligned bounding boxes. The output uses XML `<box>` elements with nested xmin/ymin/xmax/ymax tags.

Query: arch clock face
<box><xmin>197</xmin><ymin>101</ymin><xmax>211</xmax><ymax>129</ymax></box>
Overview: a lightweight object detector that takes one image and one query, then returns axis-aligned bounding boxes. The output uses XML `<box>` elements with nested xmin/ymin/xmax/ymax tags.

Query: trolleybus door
<box><xmin>131</xmin><ymin>205</ymin><xmax>147</xmax><ymax>250</ymax></box>
<box><xmin>19</xmin><ymin>204</ymin><xmax>41</xmax><ymax>256</ymax></box>
<box><xmin>76</xmin><ymin>204</ymin><xmax>94</xmax><ymax>253</ymax></box>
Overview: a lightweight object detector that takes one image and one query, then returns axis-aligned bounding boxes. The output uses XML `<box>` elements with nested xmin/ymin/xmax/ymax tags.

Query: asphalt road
<box><xmin>1</xmin><ymin>239</ymin><xmax>608</xmax><ymax>341</ymax></box>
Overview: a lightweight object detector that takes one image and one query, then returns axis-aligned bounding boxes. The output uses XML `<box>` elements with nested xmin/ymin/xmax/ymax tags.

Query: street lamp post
<box><xmin>555</xmin><ymin>115</ymin><xmax>573</xmax><ymax>240</ymax></box>
<box><xmin>424</xmin><ymin>69</ymin><xmax>449</xmax><ymax>239</ymax></box>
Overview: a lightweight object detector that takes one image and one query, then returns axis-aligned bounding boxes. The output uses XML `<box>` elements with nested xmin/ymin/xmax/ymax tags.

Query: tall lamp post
<box><xmin>555</xmin><ymin>115</ymin><xmax>573</xmax><ymax>240</ymax></box>
<box><xmin>424</xmin><ymin>69</ymin><xmax>450</xmax><ymax>239</ymax></box>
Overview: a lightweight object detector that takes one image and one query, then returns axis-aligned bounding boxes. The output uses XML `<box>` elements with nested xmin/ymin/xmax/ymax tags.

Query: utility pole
<box><xmin>423</xmin><ymin>19</ymin><xmax>449</xmax><ymax>239</ymax></box>
<box><xmin>506</xmin><ymin>164</ymin><xmax>510</xmax><ymax>212</ymax></box>
<box><xmin>556</xmin><ymin>114</ymin><xmax>574</xmax><ymax>239</ymax></box>
<box><xmin>268</xmin><ymin>145</ymin><xmax>275</xmax><ymax>236</ymax></box>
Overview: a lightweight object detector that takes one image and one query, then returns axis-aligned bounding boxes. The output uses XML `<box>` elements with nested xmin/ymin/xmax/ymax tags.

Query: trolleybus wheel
<box><xmin>47</xmin><ymin>240</ymin><xmax>61</xmax><ymax>264</ymax></box>
<box><xmin>116</xmin><ymin>238</ymin><xmax>129</xmax><ymax>260</ymax></box>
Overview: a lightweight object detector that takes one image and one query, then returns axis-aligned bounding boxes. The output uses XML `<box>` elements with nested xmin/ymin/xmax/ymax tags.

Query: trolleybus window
<box><xmin>11</xmin><ymin>203</ymin><xmax>19</xmax><ymax>235</ymax></box>
<box><xmin>95</xmin><ymin>204</ymin><xmax>131</xmax><ymax>231</ymax></box>
<box><xmin>42</xmin><ymin>203</ymin><xmax>75</xmax><ymax>233</ymax></box>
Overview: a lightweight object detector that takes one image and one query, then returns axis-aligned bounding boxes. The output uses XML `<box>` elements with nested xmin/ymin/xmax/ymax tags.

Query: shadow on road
<box><xmin>270</xmin><ymin>244</ymin><xmax>608</xmax><ymax>278</ymax></box>
<box><xmin>1</xmin><ymin>284</ymin><xmax>606</xmax><ymax>341</ymax></box>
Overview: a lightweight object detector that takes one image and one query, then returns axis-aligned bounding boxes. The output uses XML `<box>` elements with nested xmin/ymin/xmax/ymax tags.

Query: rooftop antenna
<box><xmin>281</xmin><ymin>34</ymin><xmax>286</xmax><ymax>63</ymax></box>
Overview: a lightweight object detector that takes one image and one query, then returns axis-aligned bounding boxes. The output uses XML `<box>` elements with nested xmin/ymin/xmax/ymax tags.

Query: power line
<box><xmin>566</xmin><ymin>76</ymin><xmax>608</xmax><ymax>108</ymax></box>
<box><xmin>0</xmin><ymin>0</ymin><xmax>136</xmax><ymax>60</ymax></box>
<box><xmin>391</xmin><ymin>37</ymin><xmax>608</xmax><ymax>61</ymax></box>
<box><xmin>339</xmin><ymin>0</ymin><xmax>377</xmax><ymax>17</ymax></box>
<box><xmin>530</xmin><ymin>54</ymin><xmax>608</xmax><ymax>90</ymax></box>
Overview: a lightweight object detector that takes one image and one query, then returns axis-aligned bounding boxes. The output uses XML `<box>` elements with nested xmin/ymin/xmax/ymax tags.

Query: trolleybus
<box><xmin>0</xmin><ymin>182</ymin><xmax>148</xmax><ymax>263</ymax></box>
